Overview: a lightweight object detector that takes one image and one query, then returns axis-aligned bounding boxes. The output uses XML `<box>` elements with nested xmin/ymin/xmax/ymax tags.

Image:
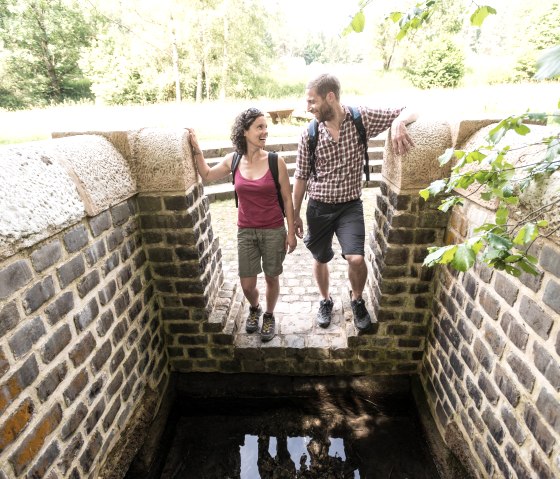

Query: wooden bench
<box><xmin>267</xmin><ymin>109</ymin><xmax>294</xmax><ymax>124</ymax></box>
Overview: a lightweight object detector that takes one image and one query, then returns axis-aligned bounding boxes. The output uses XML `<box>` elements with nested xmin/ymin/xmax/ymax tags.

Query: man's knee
<box><xmin>346</xmin><ymin>254</ymin><xmax>365</xmax><ymax>268</ymax></box>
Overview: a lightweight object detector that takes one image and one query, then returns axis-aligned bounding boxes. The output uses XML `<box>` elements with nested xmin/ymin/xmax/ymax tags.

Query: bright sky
<box><xmin>270</xmin><ymin>0</ymin><xmax>359</xmax><ymax>35</ymax></box>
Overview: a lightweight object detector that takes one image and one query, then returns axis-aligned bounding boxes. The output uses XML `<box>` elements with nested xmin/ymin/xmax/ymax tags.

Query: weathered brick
<box><xmin>501</xmin><ymin>406</ymin><xmax>527</xmax><ymax>445</ymax></box>
<box><xmin>463</xmin><ymin>273</ymin><xmax>478</xmax><ymax>300</ymax></box>
<box><xmin>120</xmin><ymin>238</ymin><xmax>136</xmax><ymax>261</ymax></box>
<box><xmin>506</xmin><ymin>353</ymin><xmax>535</xmax><ymax>392</ymax></box>
<box><xmin>500</xmin><ymin>312</ymin><xmax>529</xmax><ymax>351</ymax></box>
<box><xmin>26</xmin><ymin>440</ymin><xmax>59</xmax><ymax>479</ymax></box>
<box><xmin>114</xmin><ymin>290</ymin><xmax>130</xmax><ymax>318</ymax></box>
<box><xmin>36</xmin><ymin>363</ymin><xmax>67</xmax><ymax>403</ymax></box>
<box><xmin>117</xmin><ymin>265</ymin><xmax>132</xmax><ymax>288</ymax></box>
<box><xmin>123</xmin><ymin>349</ymin><xmax>138</xmax><ymax>375</ymax></box>
<box><xmin>61</xmin><ymin>402</ymin><xmax>88</xmax><ymax>440</ymax></box>
<box><xmin>57</xmin><ymin>255</ymin><xmax>85</xmax><ymax>289</ymax></box>
<box><xmin>9</xmin><ymin>317</ymin><xmax>46</xmax><ymax>359</ymax></box>
<box><xmin>88</xmin><ymin>211</ymin><xmax>111</xmax><ymax>237</ymax></box>
<box><xmin>73</xmin><ymin>298</ymin><xmax>99</xmax><ymax>332</ymax></box>
<box><xmin>530</xmin><ymin>449</ymin><xmax>555</xmax><ymax>479</ymax></box>
<box><xmin>494</xmin><ymin>364</ymin><xmax>520</xmax><ymax>407</ymax></box>
<box><xmin>483</xmin><ymin>323</ymin><xmax>505</xmax><ymax>357</ymax></box>
<box><xmin>478</xmin><ymin>372</ymin><xmax>499</xmax><ymax>405</ymax></box>
<box><xmin>110</xmin><ymin>347</ymin><xmax>125</xmax><ymax>373</ymax></box>
<box><xmin>473</xmin><ymin>338</ymin><xmax>493</xmax><ymax>373</ymax></box>
<box><xmin>0</xmin><ymin>301</ymin><xmax>19</xmax><ymax>338</ymax></box>
<box><xmin>63</xmin><ymin>369</ymin><xmax>88</xmax><ymax>406</ymax></box>
<box><xmin>91</xmin><ymin>341</ymin><xmax>112</xmax><ymax>373</ymax></box>
<box><xmin>137</xmin><ymin>196</ymin><xmax>162</xmax><ymax>212</ymax></box>
<box><xmin>41</xmin><ymin>324</ymin><xmax>72</xmax><ymax>363</ymax></box>
<box><xmin>536</xmin><ymin>388</ymin><xmax>560</xmax><ymax>434</ymax></box>
<box><xmin>543</xmin><ymin>279</ymin><xmax>560</xmax><ymax>314</ymax></box>
<box><xmin>110</xmin><ymin>202</ymin><xmax>131</xmax><ymax>225</ymax></box>
<box><xmin>486</xmin><ymin>435</ymin><xmax>511</xmax><ymax>478</ymax></box>
<box><xmin>63</xmin><ymin>225</ymin><xmax>89</xmax><ymax>253</ymax></box>
<box><xmin>533</xmin><ymin>343</ymin><xmax>560</xmax><ymax>390</ymax></box>
<box><xmin>0</xmin><ymin>397</ymin><xmax>34</xmax><ymax>453</ymax></box>
<box><xmin>57</xmin><ymin>434</ymin><xmax>83</xmax><ymax>473</ymax></box>
<box><xmin>30</xmin><ymin>241</ymin><xmax>62</xmax><ymax>273</ymax></box>
<box><xmin>85</xmin><ymin>399</ymin><xmax>105</xmax><ymax>433</ymax></box>
<box><xmin>79</xmin><ymin>430</ymin><xmax>102</xmax><ymax>473</ymax></box>
<box><xmin>69</xmin><ymin>332</ymin><xmax>96</xmax><ymax>367</ymax></box>
<box><xmin>466</xmin><ymin>376</ymin><xmax>483</xmax><ymax>409</ymax></box>
<box><xmin>473</xmin><ymin>436</ymin><xmax>493</xmax><ymax>476</ymax></box>
<box><xmin>103</xmin><ymin>397</ymin><xmax>121</xmax><ymax>432</ymax></box>
<box><xmin>0</xmin><ymin>356</ymin><xmax>39</xmax><ymax>415</ymax></box>
<box><xmin>524</xmin><ymin>404</ymin><xmax>556</xmax><ymax>454</ymax></box>
<box><xmin>107</xmin><ymin>372</ymin><xmax>123</xmax><ymax>397</ymax></box>
<box><xmin>457</xmin><ymin>317</ymin><xmax>473</xmax><ymax>343</ymax></box>
<box><xmin>478</xmin><ymin>288</ymin><xmax>500</xmax><ymax>320</ymax></box>
<box><xmin>9</xmin><ymin>403</ymin><xmax>62</xmax><ymax>476</ymax></box>
<box><xmin>460</xmin><ymin>345</ymin><xmax>477</xmax><ymax>373</ymax></box>
<box><xmin>540</xmin><ymin>244</ymin><xmax>560</xmax><ymax>278</ymax></box>
<box><xmin>44</xmin><ymin>291</ymin><xmax>74</xmax><ymax>325</ymax></box>
<box><xmin>0</xmin><ymin>348</ymin><xmax>8</xmax><ymax>378</ymax></box>
<box><xmin>23</xmin><ymin>276</ymin><xmax>56</xmax><ymax>314</ymax></box>
<box><xmin>449</xmin><ymin>351</ymin><xmax>464</xmax><ymax>379</ymax></box>
<box><xmin>77</xmin><ymin>270</ymin><xmax>100</xmax><ymax>299</ymax></box>
<box><xmin>494</xmin><ymin>273</ymin><xmax>519</xmax><ymax>306</ymax></box>
<box><xmin>519</xmin><ymin>296</ymin><xmax>553</xmax><ymax>340</ymax></box>
<box><xmin>475</xmin><ymin>262</ymin><xmax>493</xmax><ymax>283</ymax></box>
<box><xmin>102</xmin><ymin>251</ymin><xmax>120</xmax><ymax>276</ymax></box>
<box><xmin>106</xmin><ymin>228</ymin><xmax>124</xmax><ymax>251</ymax></box>
<box><xmin>84</xmin><ymin>240</ymin><xmax>106</xmax><ymax>267</ymax></box>
<box><xmin>0</xmin><ymin>260</ymin><xmax>33</xmax><ymax>300</ymax></box>
<box><xmin>96</xmin><ymin>310</ymin><xmax>114</xmax><ymax>337</ymax></box>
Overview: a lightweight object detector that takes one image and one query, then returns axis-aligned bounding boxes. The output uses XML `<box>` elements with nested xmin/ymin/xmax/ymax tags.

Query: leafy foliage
<box><xmin>404</xmin><ymin>37</ymin><xmax>465</xmax><ymax>88</ymax></box>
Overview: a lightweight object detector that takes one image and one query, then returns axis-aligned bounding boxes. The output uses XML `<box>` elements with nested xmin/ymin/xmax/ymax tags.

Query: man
<box><xmin>293</xmin><ymin>73</ymin><xmax>417</xmax><ymax>331</ymax></box>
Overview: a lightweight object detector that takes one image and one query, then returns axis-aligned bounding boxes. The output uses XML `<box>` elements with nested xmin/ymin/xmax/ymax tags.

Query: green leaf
<box><xmin>505</xmin><ymin>265</ymin><xmax>522</xmax><ymax>277</ymax></box>
<box><xmin>423</xmin><ymin>245</ymin><xmax>457</xmax><ymax>267</ymax></box>
<box><xmin>513</xmin><ymin>123</ymin><xmax>531</xmax><ymax>135</ymax></box>
<box><xmin>513</xmin><ymin>223</ymin><xmax>538</xmax><ymax>245</ymax></box>
<box><xmin>518</xmin><ymin>258</ymin><xmax>540</xmax><ymax>275</ymax></box>
<box><xmin>452</xmin><ymin>244</ymin><xmax>476</xmax><ymax>272</ymax></box>
<box><xmin>470</xmin><ymin>6</ymin><xmax>497</xmax><ymax>27</ymax></box>
<box><xmin>487</xmin><ymin>233</ymin><xmax>513</xmax><ymax>250</ymax></box>
<box><xmin>438</xmin><ymin>196</ymin><xmax>463</xmax><ymax>212</ymax></box>
<box><xmin>480</xmin><ymin>192</ymin><xmax>493</xmax><ymax>201</ymax></box>
<box><xmin>438</xmin><ymin>148</ymin><xmax>455</xmax><ymax>165</ymax></box>
<box><xmin>534</xmin><ymin>45</ymin><xmax>560</xmax><ymax>80</ymax></box>
<box><xmin>537</xmin><ymin>220</ymin><xmax>549</xmax><ymax>228</ymax></box>
<box><xmin>388</xmin><ymin>11</ymin><xmax>402</xmax><ymax>23</ymax></box>
<box><xmin>495</xmin><ymin>207</ymin><xmax>509</xmax><ymax>225</ymax></box>
<box><xmin>351</xmin><ymin>11</ymin><xmax>366</xmax><ymax>32</ymax></box>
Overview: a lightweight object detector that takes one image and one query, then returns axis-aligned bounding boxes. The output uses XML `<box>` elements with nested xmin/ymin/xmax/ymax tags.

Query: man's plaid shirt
<box><xmin>295</xmin><ymin>105</ymin><xmax>403</xmax><ymax>204</ymax></box>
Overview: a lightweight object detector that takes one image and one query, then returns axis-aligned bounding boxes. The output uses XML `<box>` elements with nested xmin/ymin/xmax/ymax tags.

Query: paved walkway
<box><xmin>208</xmin><ymin>188</ymin><xmax>379</xmax><ymax>347</ymax></box>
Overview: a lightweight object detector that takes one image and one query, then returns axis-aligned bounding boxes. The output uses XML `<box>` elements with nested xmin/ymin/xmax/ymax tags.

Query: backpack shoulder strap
<box><xmin>268</xmin><ymin>152</ymin><xmax>285</xmax><ymax>217</ymax></box>
<box><xmin>348</xmin><ymin>106</ymin><xmax>370</xmax><ymax>181</ymax></box>
<box><xmin>231</xmin><ymin>152</ymin><xmax>241</xmax><ymax>207</ymax></box>
<box><xmin>307</xmin><ymin>119</ymin><xmax>319</xmax><ymax>180</ymax></box>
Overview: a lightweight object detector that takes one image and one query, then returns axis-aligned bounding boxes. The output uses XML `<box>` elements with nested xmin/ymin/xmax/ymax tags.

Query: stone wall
<box><xmin>419</xmin><ymin>124</ymin><xmax>560</xmax><ymax>478</ymax></box>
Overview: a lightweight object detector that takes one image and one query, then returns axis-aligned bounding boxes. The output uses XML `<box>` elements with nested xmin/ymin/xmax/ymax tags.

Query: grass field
<box><xmin>1</xmin><ymin>77</ymin><xmax>558</xmax><ymax>148</ymax></box>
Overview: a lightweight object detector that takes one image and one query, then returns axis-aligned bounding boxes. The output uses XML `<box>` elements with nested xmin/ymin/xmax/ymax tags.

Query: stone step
<box><xmin>203</xmin><ymin>173</ymin><xmax>383</xmax><ymax>202</ymax></box>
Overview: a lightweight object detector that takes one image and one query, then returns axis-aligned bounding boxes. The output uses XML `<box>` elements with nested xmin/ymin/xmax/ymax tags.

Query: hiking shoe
<box><xmin>317</xmin><ymin>297</ymin><xmax>334</xmax><ymax>328</ymax></box>
<box><xmin>261</xmin><ymin>313</ymin><xmax>275</xmax><ymax>342</ymax></box>
<box><xmin>351</xmin><ymin>298</ymin><xmax>371</xmax><ymax>331</ymax></box>
<box><xmin>245</xmin><ymin>304</ymin><xmax>262</xmax><ymax>333</ymax></box>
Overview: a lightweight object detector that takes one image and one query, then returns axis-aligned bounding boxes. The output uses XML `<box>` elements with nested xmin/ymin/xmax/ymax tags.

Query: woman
<box><xmin>188</xmin><ymin>108</ymin><xmax>296</xmax><ymax>342</ymax></box>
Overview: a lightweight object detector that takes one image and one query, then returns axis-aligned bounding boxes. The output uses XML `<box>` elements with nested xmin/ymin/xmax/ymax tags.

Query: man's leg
<box><xmin>240</xmin><ymin>276</ymin><xmax>259</xmax><ymax>306</ymax></box>
<box><xmin>313</xmin><ymin>260</ymin><xmax>330</xmax><ymax>300</ymax></box>
<box><xmin>346</xmin><ymin>254</ymin><xmax>367</xmax><ymax>301</ymax></box>
<box><xmin>264</xmin><ymin>274</ymin><xmax>280</xmax><ymax>313</ymax></box>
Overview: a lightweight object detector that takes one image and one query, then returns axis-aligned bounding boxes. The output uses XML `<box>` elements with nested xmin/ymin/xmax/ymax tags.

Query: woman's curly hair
<box><xmin>230</xmin><ymin>107</ymin><xmax>264</xmax><ymax>155</ymax></box>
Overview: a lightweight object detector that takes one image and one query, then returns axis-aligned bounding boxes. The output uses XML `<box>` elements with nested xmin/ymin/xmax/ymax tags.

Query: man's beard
<box><xmin>317</xmin><ymin>103</ymin><xmax>334</xmax><ymax>122</ymax></box>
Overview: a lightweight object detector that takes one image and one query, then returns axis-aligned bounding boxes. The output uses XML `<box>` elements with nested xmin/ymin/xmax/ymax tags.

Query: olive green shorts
<box><xmin>237</xmin><ymin>227</ymin><xmax>287</xmax><ymax>278</ymax></box>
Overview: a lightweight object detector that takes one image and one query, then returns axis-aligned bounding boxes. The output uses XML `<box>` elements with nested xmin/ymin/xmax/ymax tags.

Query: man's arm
<box><xmin>293</xmin><ymin>178</ymin><xmax>307</xmax><ymax>239</ymax></box>
<box><xmin>391</xmin><ymin>107</ymin><xmax>418</xmax><ymax>156</ymax></box>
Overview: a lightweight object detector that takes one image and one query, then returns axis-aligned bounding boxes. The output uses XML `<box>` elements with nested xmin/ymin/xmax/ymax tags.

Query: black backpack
<box><xmin>231</xmin><ymin>151</ymin><xmax>285</xmax><ymax>217</ymax></box>
<box><xmin>307</xmin><ymin>106</ymin><xmax>369</xmax><ymax>181</ymax></box>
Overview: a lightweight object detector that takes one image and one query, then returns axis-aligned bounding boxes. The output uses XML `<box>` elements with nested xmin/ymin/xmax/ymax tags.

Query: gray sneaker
<box><xmin>317</xmin><ymin>297</ymin><xmax>333</xmax><ymax>328</ymax></box>
<box><xmin>261</xmin><ymin>313</ymin><xmax>275</xmax><ymax>342</ymax></box>
<box><xmin>245</xmin><ymin>304</ymin><xmax>262</xmax><ymax>333</ymax></box>
<box><xmin>351</xmin><ymin>298</ymin><xmax>371</xmax><ymax>331</ymax></box>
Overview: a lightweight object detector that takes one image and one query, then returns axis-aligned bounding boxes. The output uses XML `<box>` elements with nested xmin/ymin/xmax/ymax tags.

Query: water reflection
<box><xmin>148</xmin><ymin>394</ymin><xmax>440</xmax><ymax>479</ymax></box>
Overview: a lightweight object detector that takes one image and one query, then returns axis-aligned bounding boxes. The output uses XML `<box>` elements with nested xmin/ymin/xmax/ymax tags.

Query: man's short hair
<box><xmin>306</xmin><ymin>73</ymin><xmax>340</xmax><ymax>100</ymax></box>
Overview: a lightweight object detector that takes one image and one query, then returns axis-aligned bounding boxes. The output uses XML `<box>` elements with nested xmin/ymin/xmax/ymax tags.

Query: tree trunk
<box><xmin>170</xmin><ymin>14</ymin><xmax>181</xmax><ymax>102</ymax></box>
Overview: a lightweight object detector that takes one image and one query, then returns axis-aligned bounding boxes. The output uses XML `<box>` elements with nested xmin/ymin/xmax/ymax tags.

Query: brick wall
<box><xmin>0</xmin><ymin>198</ymin><xmax>168</xmax><ymax>479</ymax></box>
<box><xmin>421</xmin><ymin>199</ymin><xmax>560</xmax><ymax>478</ymax></box>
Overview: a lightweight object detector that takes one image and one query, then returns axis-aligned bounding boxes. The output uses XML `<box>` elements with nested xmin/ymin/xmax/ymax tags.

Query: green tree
<box><xmin>0</xmin><ymin>0</ymin><xmax>95</xmax><ymax>106</ymax></box>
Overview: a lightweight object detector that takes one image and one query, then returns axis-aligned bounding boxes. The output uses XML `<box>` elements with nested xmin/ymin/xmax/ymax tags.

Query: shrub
<box><xmin>405</xmin><ymin>38</ymin><xmax>465</xmax><ymax>89</ymax></box>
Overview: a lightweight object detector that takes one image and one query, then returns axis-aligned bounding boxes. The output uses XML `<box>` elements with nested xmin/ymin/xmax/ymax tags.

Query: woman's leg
<box><xmin>264</xmin><ymin>274</ymin><xmax>280</xmax><ymax>314</ymax></box>
<box><xmin>240</xmin><ymin>276</ymin><xmax>259</xmax><ymax>307</ymax></box>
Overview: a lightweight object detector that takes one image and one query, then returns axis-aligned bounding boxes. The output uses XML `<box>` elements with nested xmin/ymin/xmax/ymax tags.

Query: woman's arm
<box><xmin>187</xmin><ymin>128</ymin><xmax>232</xmax><ymax>183</ymax></box>
<box><xmin>277</xmin><ymin>156</ymin><xmax>297</xmax><ymax>254</ymax></box>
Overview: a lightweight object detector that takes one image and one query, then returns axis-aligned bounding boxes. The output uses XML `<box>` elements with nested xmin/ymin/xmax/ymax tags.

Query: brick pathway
<box><xmin>208</xmin><ymin>188</ymin><xmax>379</xmax><ymax>347</ymax></box>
